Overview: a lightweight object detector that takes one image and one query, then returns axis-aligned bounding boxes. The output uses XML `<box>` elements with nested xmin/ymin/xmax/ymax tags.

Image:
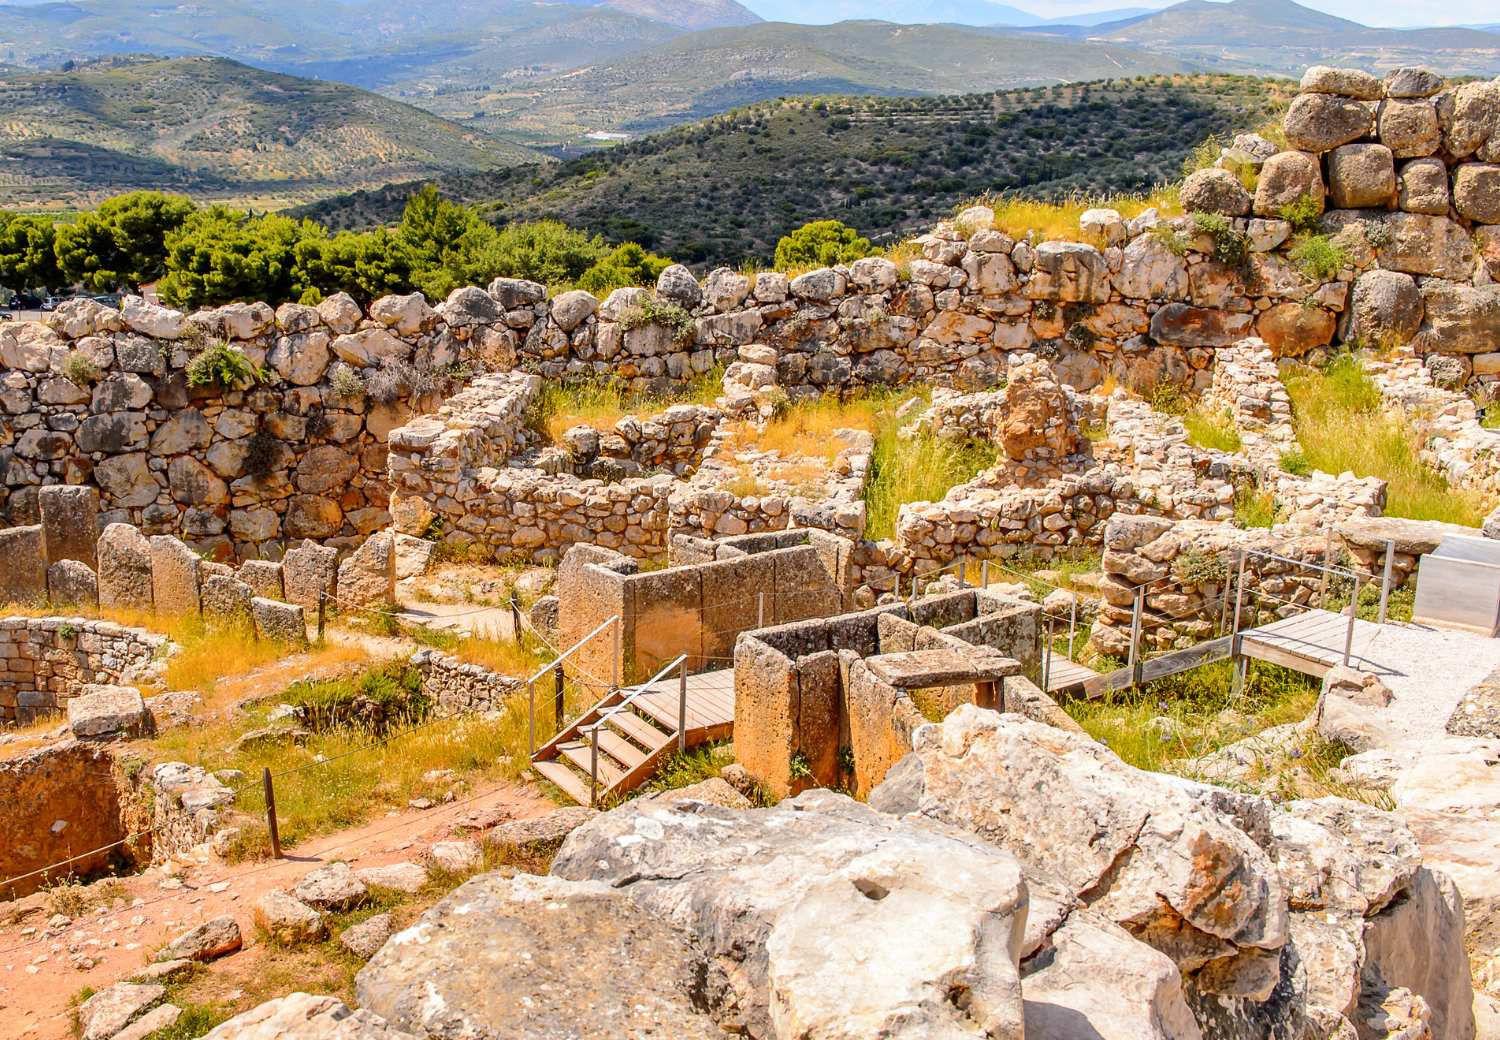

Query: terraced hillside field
<box><xmin>0</xmin><ymin>55</ymin><xmax>540</xmax><ymax>210</ymax></box>
<box><xmin>302</xmin><ymin>74</ymin><xmax>1292</xmax><ymax>266</ymax></box>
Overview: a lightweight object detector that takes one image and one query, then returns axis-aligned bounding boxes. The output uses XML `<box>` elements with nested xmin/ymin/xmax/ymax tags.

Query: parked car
<box><xmin>0</xmin><ymin>312</ymin><xmax>11</xmax><ymax>322</ymax></box>
<box><xmin>10</xmin><ymin>292</ymin><xmax>42</xmax><ymax>310</ymax></box>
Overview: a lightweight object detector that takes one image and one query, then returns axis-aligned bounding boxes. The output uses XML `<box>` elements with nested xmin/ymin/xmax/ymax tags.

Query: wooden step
<box><xmin>531</xmin><ymin>759</ymin><xmax>592</xmax><ymax>805</ymax></box>
<box><xmin>606</xmin><ymin>708</ymin><xmax>672</xmax><ymax>750</ymax></box>
<box><xmin>589</xmin><ymin>727</ymin><xmax>652</xmax><ymax>770</ymax></box>
<box><xmin>558</xmin><ymin>740</ymin><xmax>629</xmax><ymax>788</ymax></box>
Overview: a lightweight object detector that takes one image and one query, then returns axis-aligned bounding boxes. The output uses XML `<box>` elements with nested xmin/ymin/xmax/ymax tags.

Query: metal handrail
<box><xmin>526</xmin><ymin>614</ymin><xmax>620</xmax><ymax>755</ymax></box>
<box><xmin>584</xmin><ymin>653</ymin><xmax>689</xmax><ymax>805</ymax></box>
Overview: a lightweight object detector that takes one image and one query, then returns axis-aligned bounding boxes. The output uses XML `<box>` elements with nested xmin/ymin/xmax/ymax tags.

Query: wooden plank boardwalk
<box><xmin>1045</xmin><ymin>656</ymin><xmax>1101</xmax><ymax>694</ymax></box>
<box><xmin>531</xmin><ymin>669</ymin><xmax>734</xmax><ymax>805</ymax></box>
<box><xmin>1238</xmin><ymin>609</ymin><xmax>1390</xmax><ymax>677</ymax></box>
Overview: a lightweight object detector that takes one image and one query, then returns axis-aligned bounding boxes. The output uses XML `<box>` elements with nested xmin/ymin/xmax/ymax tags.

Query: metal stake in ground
<box><xmin>553</xmin><ymin>663</ymin><xmax>566</xmax><ymax>730</ymax></box>
<box><xmin>262</xmin><ymin>767</ymin><xmax>282</xmax><ymax>859</ymax></box>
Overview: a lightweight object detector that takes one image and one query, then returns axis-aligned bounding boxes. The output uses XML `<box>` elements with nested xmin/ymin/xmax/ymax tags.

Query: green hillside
<box><xmin>301</xmin><ymin>74</ymin><xmax>1291</xmax><ymax>266</ymax></box>
<box><xmin>428</xmin><ymin>20</ymin><xmax>1199</xmax><ymax>144</ymax></box>
<box><xmin>0</xmin><ymin>55</ymin><xmax>540</xmax><ymax>210</ymax></box>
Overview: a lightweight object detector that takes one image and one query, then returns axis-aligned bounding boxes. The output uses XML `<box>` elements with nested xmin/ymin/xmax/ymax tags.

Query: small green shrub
<box><xmin>618</xmin><ymin>296</ymin><xmax>696</xmax><ymax>345</ymax></box>
<box><xmin>1279</xmin><ymin>193</ymin><xmax>1324</xmax><ymax>235</ymax></box>
<box><xmin>1172</xmin><ymin>548</ymin><xmax>1228</xmax><ymax>586</ymax></box>
<box><xmin>1191</xmin><ymin>212</ymin><xmax>1250</xmax><ymax>270</ymax></box>
<box><xmin>58</xmin><ymin>351</ymin><xmax>101</xmax><ymax>386</ymax></box>
<box><xmin>1289</xmin><ymin>234</ymin><xmax>1352</xmax><ymax>282</ymax></box>
<box><xmin>1279</xmin><ymin>449</ymin><xmax>1311</xmax><ymax>475</ymax></box>
<box><xmin>185</xmin><ymin>341</ymin><xmax>269</xmax><ymax>390</ymax></box>
<box><xmin>1234</xmin><ymin>482</ymin><xmax>1281</xmax><ymax>529</ymax></box>
<box><xmin>330</xmin><ymin>366</ymin><xmax>365</xmax><ymax>399</ymax></box>
<box><xmin>1182</xmin><ymin>407</ymin><xmax>1242</xmax><ymax>452</ymax></box>
<box><xmin>285</xmin><ymin>661</ymin><xmax>428</xmax><ymax>736</ymax></box>
<box><xmin>1148</xmin><ymin>380</ymin><xmax>1186</xmax><ymax>416</ymax></box>
<box><xmin>1148</xmin><ymin>223</ymin><xmax>1190</xmax><ymax>256</ymax></box>
<box><xmin>788</xmin><ymin>750</ymin><xmax>812</xmax><ymax>781</ymax></box>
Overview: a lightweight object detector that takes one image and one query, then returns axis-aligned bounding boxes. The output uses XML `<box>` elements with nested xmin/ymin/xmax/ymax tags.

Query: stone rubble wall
<box><xmin>0</xmin><ymin>617</ymin><xmax>166</xmax><ymax>725</ymax></box>
<box><xmin>1202</xmin><ymin>339</ymin><xmax>1301</xmax><ymax>463</ymax></box>
<box><xmin>1369</xmin><ymin>348</ymin><xmax>1500</xmax><ymax>498</ymax></box>
<box><xmin>410</xmin><ymin>648</ymin><xmax>525</xmax><ymax>716</ymax></box>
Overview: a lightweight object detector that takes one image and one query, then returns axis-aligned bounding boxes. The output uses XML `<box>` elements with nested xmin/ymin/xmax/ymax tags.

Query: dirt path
<box><xmin>0</xmin><ymin>778</ymin><xmax>554</xmax><ymax>1040</ymax></box>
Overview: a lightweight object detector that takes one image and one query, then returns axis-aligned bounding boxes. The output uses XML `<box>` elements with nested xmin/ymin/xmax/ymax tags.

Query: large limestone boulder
<box><xmin>1284</xmin><ymin>93</ymin><xmax>1373</xmax><ymax>153</ymax></box>
<box><xmin>0</xmin><ymin>525</ymin><xmax>46</xmax><ymax>604</ymax></box>
<box><xmin>544</xmin><ymin>790</ymin><xmax>1033</xmax><ymax>1039</ymax></box>
<box><xmin>1454</xmin><ymin>163</ymin><xmax>1500</xmax><ymax>226</ymax></box>
<box><xmin>368</xmin><ymin>293</ymin><xmax>435</xmax><ymax>337</ymax></box>
<box><xmin>1345</xmin><ymin>269</ymin><xmax>1423</xmax><ymax>347</ymax></box>
<box><xmin>98</xmin><ymin>522</ymin><xmax>154</xmax><ymax>610</ymax></box>
<box><xmin>655</xmin><ymin>264</ymin><xmax>702</xmax><ymax>308</ymax></box>
<box><xmin>1114</xmin><ymin>234</ymin><xmax>1189</xmax><ymax>300</ymax></box>
<box><xmin>48</xmin><ymin>558</ymin><xmax>98</xmax><ymax>608</ymax></box>
<box><xmin>1378</xmin><ymin>98</ymin><xmax>1442</xmax><ymax>158</ymax></box>
<box><xmin>149</xmin><ymin>535</ymin><xmax>201</xmax><ymax>615</ymax></box>
<box><xmin>1026</xmin><ymin>241</ymin><xmax>1110</xmax><ymax>302</ymax></box>
<box><xmin>1375</xmin><ymin>212</ymin><xmax>1476</xmax><ymax>280</ymax></box>
<box><xmin>550</xmin><ymin>289</ymin><xmax>597</xmax><ymax>332</ymax></box>
<box><xmin>201</xmin><ymin>993</ymin><xmax>414</xmax><ymax>1039</ymax></box>
<box><xmin>1413</xmin><ymin>283</ymin><xmax>1500</xmax><ymax>354</ymax></box>
<box><xmin>997</xmin><ymin>360</ymin><xmax>1076</xmax><ymax>459</ymax></box>
<box><xmin>1300</xmin><ymin>66</ymin><xmax>1382</xmax><ymax>100</ymax></box>
<box><xmin>1253</xmin><ymin>151</ymin><xmax>1324</xmax><ymax>218</ymax></box>
<box><xmin>336</xmin><ymin>531</ymin><xmax>396</xmax><ymax>608</ymax></box>
<box><xmin>1385</xmin><ymin>67</ymin><xmax>1444</xmax><ymax>99</ymax></box>
<box><xmin>1398</xmin><ymin>156</ymin><xmax>1452</xmax><ymax>214</ymax></box>
<box><xmin>39</xmin><ymin>483</ymin><xmax>99</xmax><ymax>568</ymax></box>
<box><xmin>68</xmin><ymin>684</ymin><xmax>150</xmax><ymax>740</ymax></box>
<box><xmin>1180</xmin><ymin>168</ymin><xmax>1252</xmax><ymax>216</ymax></box>
<box><xmin>281</xmin><ymin>539</ymin><xmax>338</xmax><ymax>611</ymax></box>
<box><xmin>1257</xmin><ymin>303</ymin><xmax>1335</xmax><ymax>357</ymax></box>
<box><xmin>1326</xmin><ymin>143</ymin><xmax>1395</xmax><ymax>209</ymax></box>
<box><xmin>1439</xmin><ymin>80</ymin><xmax>1500</xmax><ymax>161</ymax></box>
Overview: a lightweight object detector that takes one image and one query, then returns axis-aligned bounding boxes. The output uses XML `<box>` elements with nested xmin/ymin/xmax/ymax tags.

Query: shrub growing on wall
<box><xmin>773</xmin><ymin>219</ymin><xmax>876</xmax><ymax>270</ymax></box>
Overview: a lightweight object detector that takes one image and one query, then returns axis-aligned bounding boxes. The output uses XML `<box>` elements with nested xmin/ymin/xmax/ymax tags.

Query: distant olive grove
<box><xmin>0</xmin><ymin>187</ymin><xmax>713</xmax><ymax>309</ymax></box>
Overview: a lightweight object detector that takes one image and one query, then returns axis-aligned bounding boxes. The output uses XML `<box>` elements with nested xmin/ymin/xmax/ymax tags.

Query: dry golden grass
<box><xmin>532</xmin><ymin>366</ymin><xmax>724</xmax><ymax>443</ymax></box>
<box><xmin>961</xmin><ymin>187</ymin><xmax>1183</xmax><ymax>243</ymax></box>
<box><xmin>447</xmin><ymin>633</ymin><xmax>552</xmax><ymax>677</ymax></box>
<box><xmin>730</xmin><ymin>395</ymin><xmax>884</xmax><ymax>462</ymax></box>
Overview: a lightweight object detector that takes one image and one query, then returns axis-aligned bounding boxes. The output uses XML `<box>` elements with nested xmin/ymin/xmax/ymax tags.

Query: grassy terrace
<box><xmin>1282</xmin><ymin>354</ymin><xmax>1490</xmax><ymax>526</ymax></box>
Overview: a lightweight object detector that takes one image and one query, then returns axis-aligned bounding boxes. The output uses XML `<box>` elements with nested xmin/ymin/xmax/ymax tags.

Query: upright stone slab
<box><xmin>0</xmin><ymin>525</ymin><xmax>47</xmax><ymax>604</ymax></box>
<box><xmin>48</xmin><ymin>559</ymin><xmax>98</xmax><ymax>608</ymax></box>
<box><xmin>282</xmin><ymin>540</ymin><xmax>338</xmax><ymax>613</ymax></box>
<box><xmin>38</xmin><ymin>484</ymin><xmax>100</xmax><ymax>569</ymax></box>
<box><xmin>201</xmin><ymin>574</ymin><xmax>254</xmax><ymax>621</ymax></box>
<box><xmin>68</xmin><ymin>684</ymin><xmax>150</xmax><ymax>740</ymax></box>
<box><xmin>150</xmin><ymin>535</ymin><xmax>201</xmax><ymax>616</ymax></box>
<box><xmin>336</xmin><ymin>531</ymin><xmax>396</xmax><ymax>609</ymax></box>
<box><xmin>98</xmin><ymin>523</ymin><xmax>154</xmax><ymax>611</ymax></box>
<box><xmin>252</xmin><ymin>597</ymin><xmax>308</xmax><ymax>647</ymax></box>
<box><xmin>237</xmin><ymin>560</ymin><xmax>284</xmax><ymax>599</ymax></box>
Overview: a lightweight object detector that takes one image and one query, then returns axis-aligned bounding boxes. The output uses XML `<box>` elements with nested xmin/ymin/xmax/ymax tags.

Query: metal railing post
<box><xmin>553</xmin><ymin>663</ymin><xmax>565</xmax><ymax>731</ymax></box>
<box><xmin>527</xmin><ymin>679</ymin><xmax>536</xmax><ymax>755</ymax></box>
<box><xmin>1067</xmin><ymin>598</ymin><xmax>1077</xmax><ymax>660</ymax></box>
<box><xmin>1042</xmin><ymin>615</ymin><xmax>1054</xmax><ymax>692</ymax></box>
<box><xmin>677</xmin><ymin>662</ymin><xmax>688</xmax><ymax>753</ymax></box>
<box><xmin>589</xmin><ymin>726</ymin><xmax>600</xmax><ymax>807</ymax></box>
<box><xmin>1344</xmin><ymin>576</ymin><xmax>1362</xmax><ymax>667</ymax></box>
<box><xmin>1127</xmin><ymin>586</ymin><xmax>1143</xmax><ymax>688</ymax></box>
<box><xmin>1377</xmin><ymin>540</ymin><xmax>1394</xmax><ymax>626</ymax></box>
<box><xmin>611</xmin><ymin>618</ymin><xmax>620</xmax><ymax>690</ymax></box>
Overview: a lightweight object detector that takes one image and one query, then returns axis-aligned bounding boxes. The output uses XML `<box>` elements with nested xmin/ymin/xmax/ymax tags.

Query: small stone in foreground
<box><xmin>254</xmin><ymin>891</ymin><xmax>326</xmax><ymax>945</ymax></box>
<box><xmin>340</xmin><ymin>913</ymin><xmax>394</xmax><ymax>960</ymax></box>
<box><xmin>77</xmin><ymin>982</ymin><xmax>165</xmax><ymax>1040</ymax></box>
<box><xmin>156</xmin><ymin>914</ymin><xmax>242</xmax><ymax>962</ymax></box>
<box><xmin>356</xmin><ymin>862</ymin><xmax>428</xmax><ymax>894</ymax></box>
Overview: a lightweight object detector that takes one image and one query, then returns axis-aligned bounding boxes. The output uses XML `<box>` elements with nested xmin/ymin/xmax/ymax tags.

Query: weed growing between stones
<box><xmin>1278</xmin><ymin>192</ymin><xmax>1324</xmax><ymax>235</ymax></box>
<box><xmin>58</xmin><ymin>350</ymin><xmax>101</xmax><ymax>386</ymax></box>
<box><xmin>618</xmin><ymin>296</ymin><xmax>695</xmax><ymax>345</ymax></box>
<box><xmin>961</xmin><ymin>186</ymin><xmax>1183</xmax><ymax>243</ymax></box>
<box><xmin>185</xmin><ymin>340</ymin><xmax>269</xmax><ymax>390</ymax></box>
<box><xmin>1233</xmin><ymin>481</ymin><xmax>1281</xmax><ymax>529</ymax></box>
<box><xmin>865</xmin><ymin>426</ymin><xmax>998</xmax><ymax>542</ymax></box>
<box><xmin>1182</xmin><ymin>406</ymin><xmax>1242</xmax><ymax>453</ymax></box>
<box><xmin>529</xmin><ymin>365</ymin><xmax>723</xmax><ymax>444</ymax></box>
<box><xmin>1289</xmin><ymin>233</ymin><xmax>1352</xmax><ymax>281</ymax></box>
<box><xmin>1282</xmin><ymin>353</ymin><xmax>1490</xmax><ymax>525</ymax></box>
<box><xmin>1278</xmin><ymin>449</ymin><xmax>1311</xmax><ymax>475</ymax></box>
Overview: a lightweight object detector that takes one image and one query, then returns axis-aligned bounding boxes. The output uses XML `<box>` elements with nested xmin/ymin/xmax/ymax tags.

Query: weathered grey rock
<box><xmin>1346</xmin><ymin>269</ymin><xmax>1424</xmax><ymax>347</ymax></box>
<box><xmin>655</xmin><ymin>264</ymin><xmax>702</xmax><ymax>308</ymax></box>
<box><xmin>0</xmin><ymin>524</ymin><xmax>46</xmax><ymax>604</ymax></box>
<box><xmin>47</xmin><ymin>559</ymin><xmax>97</xmax><ymax>607</ymax></box>
<box><xmin>358</xmin><ymin>873</ymin><xmax>722</xmax><ymax>1039</ymax></box>
<box><xmin>1027</xmin><ymin>241</ymin><xmax>1110</xmax><ymax>302</ymax></box>
<box><xmin>1254</xmin><ymin>151</ymin><xmax>1324</xmax><ymax>218</ymax></box>
<box><xmin>1440</xmin><ymin>80</ymin><xmax>1500</xmax><ymax>160</ymax></box>
<box><xmin>250</xmin><ymin>596</ymin><xmax>307</xmax><ymax>645</ymax></box>
<box><xmin>1284</xmin><ymin>93</ymin><xmax>1372</xmax><ymax>153</ymax></box>
<box><xmin>201</xmin><ymin>573</ymin><xmax>254</xmax><ymax>621</ymax></box>
<box><xmin>38</xmin><ymin>483</ymin><xmax>99</xmax><ymax>568</ymax></box>
<box><xmin>1384</xmin><ymin>67</ymin><xmax>1444</xmax><ymax>98</ymax></box>
<box><xmin>341</xmin><ymin>913</ymin><xmax>393</xmax><ymax>960</ymax></box>
<box><xmin>356</xmin><ymin>862</ymin><xmax>429</xmax><ymax>894</ymax></box>
<box><xmin>1413</xmin><ymin>283</ymin><xmax>1500</xmax><ymax>355</ymax></box>
<box><xmin>237</xmin><ymin>560</ymin><xmax>284</xmax><ymax>599</ymax></box>
<box><xmin>641</xmin><ymin>776</ymin><xmax>753</xmax><ymax>810</ymax></box>
<box><xmin>871</xmin><ymin>707</ymin><xmax>1285</xmax><ymax>976</ymax></box>
<box><xmin>369</xmin><ymin>293</ymin><xmax>435</xmax><ymax>337</ymax></box>
<box><xmin>552</xmin><ymin>786</ymin><xmax>1032</xmax><ymax>1038</ymax></box>
<box><xmin>201</xmin><ymin>993</ymin><xmax>414</xmax><ymax>1040</ymax></box>
<box><xmin>528</xmin><ymin>594</ymin><xmax>560</xmax><ymax>643</ymax></box>
<box><xmin>1378</xmin><ymin>98</ymin><xmax>1442</xmax><ymax>158</ymax></box>
<box><xmin>149</xmin><ymin>535</ymin><xmax>200</xmax><ymax>615</ymax></box>
<box><xmin>294</xmin><ymin>861</ymin><xmax>367</xmax><ymax>911</ymax></box>
<box><xmin>549</xmin><ymin>289</ymin><xmax>597</xmax><ymax>332</ymax></box>
<box><xmin>1181</xmin><ymin>168</ymin><xmax>1253</xmax><ymax>216</ymax></box>
<box><xmin>438</xmin><ymin>285</ymin><xmax>503</xmax><ymax>328</ymax></box>
<box><xmin>254</xmin><ymin>891</ymin><xmax>325</xmax><ymax>944</ymax></box>
<box><xmin>789</xmin><ymin>267</ymin><xmax>845</xmax><ymax>302</ymax></box>
<box><xmin>112</xmin><ymin>1004</ymin><xmax>183</xmax><ymax>1040</ymax></box>
<box><xmin>1327</xmin><ymin>143</ymin><xmax>1395</xmax><ymax>209</ymax></box>
<box><xmin>427</xmin><ymin>839</ymin><xmax>482</xmax><ymax>874</ymax></box>
<box><xmin>1376</xmin><ymin>212</ymin><xmax>1476</xmax><ymax>280</ymax></box>
<box><xmin>1149</xmin><ymin>304</ymin><xmax>1254</xmax><ymax>348</ymax></box>
<box><xmin>1398</xmin><ymin>156</ymin><xmax>1452</xmax><ymax>214</ymax></box>
<box><xmin>281</xmin><ymin>539</ymin><xmax>338</xmax><ymax>612</ymax></box>
<box><xmin>336</xmin><ymin>531</ymin><xmax>396</xmax><ymax>608</ymax></box>
<box><xmin>1300</xmin><ymin>66</ymin><xmax>1382</xmax><ymax>100</ymax></box>
<box><xmin>77</xmin><ymin>983</ymin><xmax>165</xmax><ymax>1040</ymax></box>
<box><xmin>484</xmin><ymin>806</ymin><xmax>599</xmax><ymax>855</ymax></box>
<box><xmin>1454</xmin><ymin>163</ymin><xmax>1500</xmax><ymax>225</ymax></box>
<box><xmin>97</xmin><ymin>523</ymin><xmax>153</xmax><ymax>610</ymax></box>
<box><xmin>488</xmin><ymin>277</ymin><xmax>547</xmax><ymax>309</ymax></box>
<box><xmin>68</xmin><ymin>684</ymin><xmax>149</xmax><ymax>740</ymax></box>
<box><xmin>268</xmin><ymin>331</ymin><xmax>331</xmax><ymax>386</ymax></box>
<box><xmin>156</xmin><ymin>915</ymin><xmax>242</xmax><ymax>962</ymax></box>
<box><xmin>121</xmin><ymin>295</ymin><xmax>186</xmax><ymax>338</ymax></box>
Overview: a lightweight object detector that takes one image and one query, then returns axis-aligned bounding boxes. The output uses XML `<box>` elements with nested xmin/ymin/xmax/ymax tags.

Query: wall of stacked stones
<box><xmin>0</xmin><ymin>617</ymin><xmax>166</xmax><ymax>725</ymax></box>
<box><xmin>411</xmin><ymin>648</ymin><xmax>525</xmax><ymax>716</ymax></box>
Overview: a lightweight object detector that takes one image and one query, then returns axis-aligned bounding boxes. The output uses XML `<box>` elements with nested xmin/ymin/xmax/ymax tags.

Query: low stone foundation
<box><xmin>412</xmin><ymin>649</ymin><xmax>525</xmax><ymax>715</ymax></box>
<box><xmin>0</xmin><ymin>617</ymin><xmax>167</xmax><ymax>725</ymax></box>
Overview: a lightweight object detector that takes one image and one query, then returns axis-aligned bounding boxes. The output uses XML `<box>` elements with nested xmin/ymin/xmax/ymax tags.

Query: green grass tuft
<box><xmin>1182</xmin><ymin>407</ymin><xmax>1242</xmax><ymax>453</ymax></box>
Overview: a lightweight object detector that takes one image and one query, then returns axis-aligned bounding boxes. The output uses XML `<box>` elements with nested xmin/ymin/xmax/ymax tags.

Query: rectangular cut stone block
<box><xmin>335</xmin><ymin>531</ymin><xmax>396</xmax><ymax>609</ymax></box>
<box><xmin>98</xmin><ymin>523</ymin><xmax>154</xmax><ymax>611</ymax></box>
<box><xmin>201</xmin><ymin>574</ymin><xmax>254</xmax><ymax>621</ymax></box>
<box><xmin>0</xmin><ymin>526</ymin><xmax>48</xmax><ymax>605</ymax></box>
<box><xmin>68</xmin><ymin>684</ymin><xmax>149</xmax><ymax>740</ymax></box>
<box><xmin>150</xmin><ymin>535</ymin><xmax>202</xmax><ymax>616</ymax></box>
<box><xmin>282</xmin><ymin>540</ymin><xmax>339</xmax><ymax>613</ymax></box>
<box><xmin>39</xmin><ymin>484</ymin><xmax>101</xmax><ymax>569</ymax></box>
<box><xmin>252</xmin><ymin>597</ymin><xmax>308</xmax><ymax>647</ymax></box>
<box><xmin>237</xmin><ymin>560</ymin><xmax>285</xmax><ymax>599</ymax></box>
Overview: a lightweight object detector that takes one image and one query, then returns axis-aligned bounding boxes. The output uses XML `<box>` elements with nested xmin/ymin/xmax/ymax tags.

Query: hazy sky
<box><xmin>1029</xmin><ymin>0</ymin><xmax>1497</xmax><ymax>26</ymax></box>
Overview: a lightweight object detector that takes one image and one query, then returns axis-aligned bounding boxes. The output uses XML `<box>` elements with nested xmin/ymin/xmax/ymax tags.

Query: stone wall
<box><xmin>557</xmin><ymin>532</ymin><xmax>849</xmax><ymax>686</ymax></box>
<box><xmin>0</xmin><ymin>617</ymin><xmax>167</xmax><ymax>725</ymax></box>
<box><xmin>411</xmin><ymin>648</ymin><xmax>525</xmax><ymax>715</ymax></box>
<box><xmin>0</xmin><ymin>741</ymin><xmax>144</xmax><ymax>899</ymax></box>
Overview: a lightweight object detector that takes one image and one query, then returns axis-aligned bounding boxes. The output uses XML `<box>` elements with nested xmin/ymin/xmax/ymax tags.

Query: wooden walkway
<box><xmin>531</xmin><ymin>669</ymin><xmax>734</xmax><ymax>805</ymax></box>
<box><xmin>1045</xmin><ymin>656</ymin><xmax>1101</xmax><ymax>694</ymax></box>
<box><xmin>1238</xmin><ymin>609</ymin><xmax>1391</xmax><ymax>677</ymax></box>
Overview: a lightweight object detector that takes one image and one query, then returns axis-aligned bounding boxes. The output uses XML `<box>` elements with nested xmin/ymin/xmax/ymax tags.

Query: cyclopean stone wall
<box><xmin>4</xmin><ymin>64</ymin><xmax>1495</xmax><ymax>564</ymax></box>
